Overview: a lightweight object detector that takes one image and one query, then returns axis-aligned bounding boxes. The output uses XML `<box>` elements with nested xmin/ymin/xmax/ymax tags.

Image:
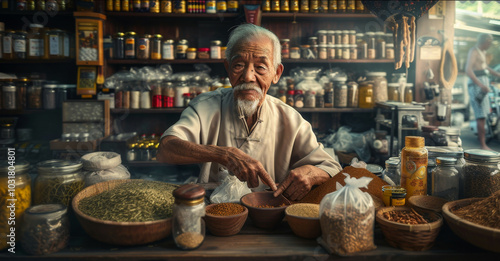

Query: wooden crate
<box><xmin>62</xmin><ymin>99</ymin><xmax>110</xmax><ymax>139</ymax></box>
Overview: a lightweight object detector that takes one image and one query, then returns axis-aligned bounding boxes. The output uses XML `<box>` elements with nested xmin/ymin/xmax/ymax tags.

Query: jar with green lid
<box><xmin>151</xmin><ymin>34</ymin><xmax>162</xmax><ymax>60</ymax></box>
<box><xmin>125</xmin><ymin>31</ymin><xmax>136</xmax><ymax>59</ymax></box>
<box><xmin>136</xmin><ymin>34</ymin><xmax>151</xmax><ymax>60</ymax></box>
<box><xmin>2</xmin><ymin>31</ymin><xmax>15</xmax><ymax>60</ymax></box>
<box><xmin>0</xmin><ymin>161</ymin><xmax>31</xmax><ymax>251</ymax></box>
<box><xmin>20</xmin><ymin>204</ymin><xmax>69</xmax><ymax>255</ymax></box>
<box><xmin>432</xmin><ymin>157</ymin><xmax>459</xmax><ymax>201</ymax></box>
<box><xmin>33</xmin><ymin>160</ymin><xmax>84</xmax><ymax>206</ymax></box>
<box><xmin>463</xmin><ymin>149</ymin><xmax>500</xmax><ymax>198</ymax></box>
<box><xmin>27</xmin><ymin>24</ymin><xmax>44</xmax><ymax>59</ymax></box>
<box><xmin>172</xmin><ymin>184</ymin><xmax>206</xmax><ymax>250</ymax></box>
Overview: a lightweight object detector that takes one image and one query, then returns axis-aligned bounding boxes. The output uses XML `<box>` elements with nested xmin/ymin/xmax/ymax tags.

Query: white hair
<box><xmin>225</xmin><ymin>23</ymin><xmax>281</xmax><ymax>69</ymax></box>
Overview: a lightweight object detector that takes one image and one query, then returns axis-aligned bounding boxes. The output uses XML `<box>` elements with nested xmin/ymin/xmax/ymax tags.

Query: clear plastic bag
<box><xmin>318</xmin><ymin>173</ymin><xmax>376</xmax><ymax>255</ymax></box>
<box><xmin>209</xmin><ymin>170</ymin><xmax>252</xmax><ymax>204</ymax></box>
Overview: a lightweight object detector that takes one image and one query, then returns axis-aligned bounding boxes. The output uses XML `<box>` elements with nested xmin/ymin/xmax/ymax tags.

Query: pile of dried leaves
<box><xmin>453</xmin><ymin>190</ymin><xmax>500</xmax><ymax>229</ymax></box>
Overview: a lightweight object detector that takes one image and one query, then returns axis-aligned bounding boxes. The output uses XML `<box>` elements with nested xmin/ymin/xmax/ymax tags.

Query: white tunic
<box><xmin>162</xmin><ymin>88</ymin><xmax>342</xmax><ymax>184</ymax></box>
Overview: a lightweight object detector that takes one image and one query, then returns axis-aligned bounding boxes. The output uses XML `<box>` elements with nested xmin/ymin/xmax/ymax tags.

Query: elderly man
<box><xmin>466</xmin><ymin>33</ymin><xmax>500</xmax><ymax>150</ymax></box>
<box><xmin>157</xmin><ymin>23</ymin><xmax>341</xmax><ymax>201</ymax></box>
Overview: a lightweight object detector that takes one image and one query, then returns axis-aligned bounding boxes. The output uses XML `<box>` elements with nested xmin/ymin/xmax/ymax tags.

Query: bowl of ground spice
<box><xmin>285</xmin><ymin>203</ymin><xmax>321</xmax><ymax>239</ymax></box>
<box><xmin>204</xmin><ymin>203</ymin><xmax>248</xmax><ymax>236</ymax></box>
<box><xmin>240</xmin><ymin>191</ymin><xmax>291</xmax><ymax>229</ymax></box>
<box><xmin>72</xmin><ymin>179</ymin><xmax>178</xmax><ymax>246</ymax></box>
<box><xmin>442</xmin><ymin>191</ymin><xmax>500</xmax><ymax>253</ymax></box>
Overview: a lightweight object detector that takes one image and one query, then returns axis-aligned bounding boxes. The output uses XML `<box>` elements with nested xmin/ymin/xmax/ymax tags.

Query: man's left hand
<box><xmin>273</xmin><ymin>165</ymin><xmax>330</xmax><ymax>201</ymax></box>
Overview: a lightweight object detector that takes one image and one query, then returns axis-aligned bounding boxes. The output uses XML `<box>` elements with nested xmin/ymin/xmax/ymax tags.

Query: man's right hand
<box><xmin>224</xmin><ymin>147</ymin><xmax>277</xmax><ymax>191</ymax></box>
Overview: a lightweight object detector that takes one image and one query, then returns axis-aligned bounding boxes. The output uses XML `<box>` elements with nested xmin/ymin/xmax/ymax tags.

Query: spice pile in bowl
<box><xmin>204</xmin><ymin>203</ymin><xmax>248</xmax><ymax>236</ymax></box>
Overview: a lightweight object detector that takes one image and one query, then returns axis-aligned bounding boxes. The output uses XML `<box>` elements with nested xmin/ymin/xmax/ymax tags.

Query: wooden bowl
<box><xmin>240</xmin><ymin>191</ymin><xmax>291</xmax><ymax>229</ymax></box>
<box><xmin>204</xmin><ymin>203</ymin><xmax>248</xmax><ymax>236</ymax></box>
<box><xmin>408</xmin><ymin>195</ymin><xmax>449</xmax><ymax>213</ymax></box>
<box><xmin>376</xmin><ymin>206</ymin><xmax>443</xmax><ymax>251</ymax></box>
<box><xmin>72</xmin><ymin>179</ymin><xmax>176</xmax><ymax>246</ymax></box>
<box><xmin>285</xmin><ymin>203</ymin><xmax>321</xmax><ymax>239</ymax></box>
<box><xmin>442</xmin><ymin>198</ymin><xmax>500</xmax><ymax>253</ymax></box>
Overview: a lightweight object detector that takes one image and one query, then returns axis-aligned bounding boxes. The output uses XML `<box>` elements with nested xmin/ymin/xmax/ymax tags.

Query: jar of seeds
<box><xmin>172</xmin><ymin>184</ymin><xmax>206</xmax><ymax>250</ymax></box>
<box><xmin>20</xmin><ymin>204</ymin><xmax>69</xmax><ymax>255</ymax></box>
<box><xmin>463</xmin><ymin>149</ymin><xmax>500</xmax><ymax>198</ymax></box>
<box><xmin>33</xmin><ymin>160</ymin><xmax>84</xmax><ymax>206</ymax></box>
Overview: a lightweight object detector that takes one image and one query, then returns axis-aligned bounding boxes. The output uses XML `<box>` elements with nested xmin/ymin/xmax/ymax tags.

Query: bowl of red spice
<box><xmin>204</xmin><ymin>203</ymin><xmax>248</xmax><ymax>236</ymax></box>
<box><xmin>442</xmin><ymin>191</ymin><xmax>500</xmax><ymax>253</ymax></box>
<box><xmin>240</xmin><ymin>191</ymin><xmax>291</xmax><ymax>229</ymax></box>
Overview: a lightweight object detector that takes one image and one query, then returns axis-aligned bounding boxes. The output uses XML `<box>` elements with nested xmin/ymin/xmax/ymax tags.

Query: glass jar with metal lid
<box><xmin>151</xmin><ymin>34</ymin><xmax>162</xmax><ymax>60</ymax></box>
<box><xmin>366</xmin><ymin>71</ymin><xmax>387</xmax><ymax>103</ymax></box>
<box><xmin>27</xmin><ymin>24</ymin><xmax>44</xmax><ymax>59</ymax></box>
<box><xmin>33</xmin><ymin>160</ymin><xmax>84</xmax><ymax>206</ymax></box>
<box><xmin>176</xmin><ymin>39</ymin><xmax>189</xmax><ymax>59</ymax></box>
<box><xmin>347</xmin><ymin>81</ymin><xmax>358</xmax><ymax>108</ymax></box>
<box><xmin>437</xmin><ymin>126</ymin><xmax>462</xmax><ymax>147</ymax></box>
<box><xmin>382</xmin><ymin>157</ymin><xmax>400</xmax><ymax>186</ymax></box>
<box><xmin>2</xmin><ymin>31</ymin><xmax>15</xmax><ymax>60</ymax></box>
<box><xmin>375</xmin><ymin>31</ymin><xmax>386</xmax><ymax>59</ymax></box>
<box><xmin>124</xmin><ymin>31</ymin><xmax>136</xmax><ymax>59</ymax></box>
<box><xmin>358</xmin><ymin>81</ymin><xmax>373</xmax><ymax>108</ymax></box>
<box><xmin>162</xmin><ymin>39</ymin><xmax>175</xmax><ymax>60</ymax></box>
<box><xmin>43</xmin><ymin>84</ymin><xmax>57</xmax><ymax>110</ymax></box>
<box><xmin>463</xmin><ymin>149</ymin><xmax>500</xmax><ymax>198</ymax></box>
<box><xmin>47</xmin><ymin>29</ymin><xmax>64</xmax><ymax>59</ymax></box>
<box><xmin>366</xmin><ymin>32</ymin><xmax>376</xmax><ymax>59</ymax></box>
<box><xmin>136</xmin><ymin>34</ymin><xmax>151</xmax><ymax>60</ymax></box>
<box><xmin>404</xmin><ymin>83</ymin><xmax>414</xmax><ymax>103</ymax></box>
<box><xmin>172</xmin><ymin>184</ymin><xmax>206</xmax><ymax>250</ymax></box>
<box><xmin>431</xmin><ymin>157</ymin><xmax>459</xmax><ymax>201</ymax></box>
<box><xmin>387</xmin><ymin>83</ymin><xmax>400</xmax><ymax>102</ymax></box>
<box><xmin>210</xmin><ymin>40</ymin><xmax>221</xmax><ymax>59</ymax></box>
<box><xmin>317</xmin><ymin>30</ymin><xmax>327</xmax><ymax>45</ymax></box>
<box><xmin>2</xmin><ymin>80</ymin><xmax>16</xmax><ymax>110</ymax></box>
<box><xmin>20</xmin><ymin>204</ymin><xmax>69</xmax><ymax>255</ymax></box>
<box><xmin>0</xmin><ymin>161</ymin><xmax>31</xmax><ymax>251</ymax></box>
<box><xmin>356</xmin><ymin>33</ymin><xmax>367</xmax><ymax>59</ymax></box>
<box><xmin>28</xmin><ymin>80</ymin><xmax>43</xmax><ymax>109</ymax></box>
<box><xmin>280</xmin><ymin>38</ymin><xmax>290</xmax><ymax>59</ymax></box>
<box><xmin>16</xmin><ymin>77</ymin><xmax>30</xmax><ymax>110</ymax></box>
<box><xmin>333</xmin><ymin>76</ymin><xmax>347</xmax><ymax>108</ymax></box>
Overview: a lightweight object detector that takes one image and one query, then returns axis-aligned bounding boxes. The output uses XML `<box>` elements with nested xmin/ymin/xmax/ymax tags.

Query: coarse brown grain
<box><xmin>320</xmin><ymin>205</ymin><xmax>376</xmax><ymax>255</ymax></box>
<box><xmin>464</xmin><ymin>165</ymin><xmax>500</xmax><ymax>198</ymax></box>
<box><xmin>175</xmin><ymin>232</ymin><xmax>204</xmax><ymax>249</ymax></box>
<box><xmin>453</xmin><ymin>190</ymin><xmax>500</xmax><ymax>229</ymax></box>
<box><xmin>256</xmin><ymin>203</ymin><xmax>287</xmax><ymax>208</ymax></box>
<box><xmin>300</xmin><ymin>166</ymin><xmax>388</xmax><ymax>204</ymax></box>
<box><xmin>382</xmin><ymin>208</ymin><xmax>429</xmax><ymax>225</ymax></box>
<box><xmin>207</xmin><ymin>203</ymin><xmax>245</xmax><ymax>216</ymax></box>
<box><xmin>286</xmin><ymin>204</ymin><xmax>320</xmax><ymax>218</ymax></box>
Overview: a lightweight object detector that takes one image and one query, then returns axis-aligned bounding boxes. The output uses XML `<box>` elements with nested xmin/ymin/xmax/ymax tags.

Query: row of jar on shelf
<box><xmin>106</xmin><ymin>0</ymin><xmax>240</xmax><ymax>13</ymax></box>
<box><xmin>4</xmin><ymin>0</ymin><xmax>75</xmax><ymax>11</ymax></box>
<box><xmin>0</xmin><ymin>22</ymin><xmax>74</xmax><ymax>60</ymax></box>
<box><xmin>261</xmin><ymin>0</ymin><xmax>367</xmax><ymax>13</ymax></box>
<box><xmin>0</xmin><ymin>78</ymin><xmax>75</xmax><ymax>110</ymax></box>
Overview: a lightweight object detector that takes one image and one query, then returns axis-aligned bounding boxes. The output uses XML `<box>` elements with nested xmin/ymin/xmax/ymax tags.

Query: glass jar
<box><xmin>463</xmin><ymin>149</ymin><xmax>500</xmax><ymax>198</ymax></box>
<box><xmin>162</xmin><ymin>39</ymin><xmax>175</xmax><ymax>60</ymax></box>
<box><xmin>294</xmin><ymin>90</ymin><xmax>304</xmax><ymax>108</ymax></box>
<box><xmin>383</xmin><ymin>157</ymin><xmax>401</xmax><ymax>186</ymax></box>
<box><xmin>336</xmin><ymin>44</ymin><xmax>343</xmax><ymax>59</ymax></box>
<box><xmin>432</xmin><ymin>157</ymin><xmax>459</xmax><ymax>201</ymax></box>
<box><xmin>386</xmin><ymin>43</ymin><xmax>394</xmax><ymax>60</ymax></box>
<box><xmin>318</xmin><ymin>44</ymin><xmax>327</xmax><ymax>59</ymax></box>
<box><xmin>27</xmin><ymin>24</ymin><xmax>44</xmax><ymax>59</ymax></box>
<box><xmin>324</xmin><ymin>82</ymin><xmax>334</xmax><ymax>108</ymax></box>
<box><xmin>356</xmin><ymin>33</ymin><xmax>367</xmax><ymax>59</ymax></box>
<box><xmin>20</xmin><ymin>204</ymin><xmax>69</xmax><ymax>255</ymax></box>
<box><xmin>316</xmin><ymin>89</ymin><xmax>325</xmax><ymax>108</ymax></box>
<box><xmin>136</xmin><ymin>34</ymin><xmax>151</xmax><ymax>60</ymax></box>
<box><xmin>125</xmin><ymin>31</ymin><xmax>136</xmax><ymax>59</ymax></box>
<box><xmin>327</xmin><ymin>30</ymin><xmax>335</xmax><ymax>45</ymax></box>
<box><xmin>366</xmin><ymin>32</ymin><xmax>376</xmax><ymax>59</ymax></box>
<box><xmin>335</xmin><ymin>30</ymin><xmax>342</xmax><ymax>45</ymax></box>
<box><xmin>187</xmin><ymin>47</ymin><xmax>197</xmax><ymax>59</ymax></box>
<box><xmin>162</xmin><ymin>81</ymin><xmax>175</xmax><ymax>108</ymax></box>
<box><xmin>2</xmin><ymin>81</ymin><xmax>16</xmax><ymax>110</ymax></box>
<box><xmin>34</xmin><ymin>160</ymin><xmax>84</xmax><ymax>206</ymax></box>
<box><xmin>347</xmin><ymin>81</ymin><xmax>358</xmax><ymax>108</ymax></box>
<box><xmin>317</xmin><ymin>30</ymin><xmax>327</xmax><ymax>45</ymax></box>
<box><xmin>304</xmin><ymin>90</ymin><xmax>316</xmax><ymax>108</ymax></box>
<box><xmin>300</xmin><ymin>44</ymin><xmax>310</xmax><ymax>59</ymax></box>
<box><xmin>400</xmin><ymin>136</ymin><xmax>428</xmax><ymax>200</ymax></box>
<box><xmin>55</xmin><ymin>84</ymin><xmax>69</xmax><ymax>109</ymax></box>
<box><xmin>387</xmin><ymin>83</ymin><xmax>400</xmax><ymax>102</ymax></box>
<box><xmin>334</xmin><ymin>80</ymin><xmax>347</xmax><ymax>108</ymax></box>
<box><xmin>290</xmin><ymin>47</ymin><xmax>300</xmax><ymax>59</ymax></box>
<box><xmin>210</xmin><ymin>40</ymin><xmax>221</xmax><ymax>59</ymax></box>
<box><xmin>349</xmin><ymin>30</ymin><xmax>356</xmax><ymax>44</ymax></box>
<box><xmin>13</xmin><ymin>31</ymin><xmax>27</xmax><ymax>59</ymax></box>
<box><xmin>341</xmin><ymin>30</ymin><xmax>349</xmax><ymax>45</ymax></box>
<box><xmin>328</xmin><ymin>0</ymin><xmax>337</xmax><ymax>12</ymax></box>
<box><xmin>27</xmin><ymin>80</ymin><xmax>43</xmax><ymax>109</ymax></box>
<box><xmin>290</xmin><ymin>0</ymin><xmax>299</xmax><ymax>12</ymax></box>
<box><xmin>327</xmin><ymin>44</ymin><xmax>335</xmax><ymax>59</ymax></box>
<box><xmin>349</xmin><ymin>44</ymin><xmax>357</xmax><ymax>59</ymax></box>
<box><xmin>2</xmin><ymin>31</ymin><xmax>15</xmax><ymax>60</ymax></box>
<box><xmin>16</xmin><ymin>77</ymin><xmax>29</xmax><ymax>110</ymax></box>
<box><xmin>0</xmin><ymin>161</ymin><xmax>31</xmax><ymax>251</ymax></box>
<box><xmin>309</xmin><ymin>0</ymin><xmax>318</xmax><ymax>12</ymax></box>
<box><xmin>404</xmin><ymin>83</ymin><xmax>414</xmax><ymax>103</ymax></box>
<box><xmin>114</xmin><ymin>32</ymin><xmax>125</xmax><ymax>59</ymax></box>
<box><xmin>176</xmin><ymin>39</ymin><xmax>189</xmax><ymax>59</ymax></box>
<box><xmin>151</xmin><ymin>34</ymin><xmax>162</xmax><ymax>60</ymax></box>
<box><xmin>286</xmin><ymin>90</ymin><xmax>295</xmax><ymax>107</ymax></box>
<box><xmin>175</xmin><ymin>77</ymin><xmax>189</xmax><ymax>107</ymax></box>
<box><xmin>366</xmin><ymin>71</ymin><xmax>387</xmax><ymax>104</ymax></box>
<box><xmin>280</xmin><ymin>39</ymin><xmax>290</xmax><ymax>59</ymax></box>
<box><xmin>392</xmin><ymin>72</ymin><xmax>406</xmax><ymax>102</ymax></box>
<box><xmin>358</xmin><ymin>81</ymin><xmax>373</xmax><ymax>108</ymax></box>
<box><xmin>300</xmin><ymin>0</ymin><xmax>309</xmax><ymax>13</ymax></box>
<box><xmin>342</xmin><ymin>44</ymin><xmax>350</xmax><ymax>59</ymax></box>
<box><xmin>197</xmin><ymin>48</ymin><xmax>209</xmax><ymax>59</ymax></box>
<box><xmin>438</xmin><ymin>126</ymin><xmax>462</xmax><ymax>147</ymax></box>
<box><xmin>376</xmin><ymin>31</ymin><xmax>385</xmax><ymax>59</ymax></box>
<box><xmin>172</xmin><ymin>184</ymin><xmax>206</xmax><ymax>250</ymax></box>
<box><xmin>42</xmin><ymin>84</ymin><xmax>56</xmax><ymax>110</ymax></box>
<box><xmin>48</xmin><ymin>29</ymin><xmax>63</xmax><ymax>59</ymax></box>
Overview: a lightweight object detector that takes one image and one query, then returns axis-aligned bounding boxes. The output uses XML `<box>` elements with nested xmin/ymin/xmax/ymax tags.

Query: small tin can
<box><xmin>382</xmin><ymin>185</ymin><xmax>407</xmax><ymax>207</ymax></box>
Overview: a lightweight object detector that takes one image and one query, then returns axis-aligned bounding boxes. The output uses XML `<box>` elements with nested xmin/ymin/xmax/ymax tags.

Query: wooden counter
<box><xmin>2</xmin><ymin>219</ymin><xmax>499</xmax><ymax>261</ymax></box>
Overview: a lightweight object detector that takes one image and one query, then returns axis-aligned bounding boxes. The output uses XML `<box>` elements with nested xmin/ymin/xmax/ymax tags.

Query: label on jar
<box><xmin>29</xmin><ymin>39</ymin><xmax>43</xmax><ymax>57</ymax></box>
<box><xmin>13</xmin><ymin>39</ymin><xmax>26</xmax><ymax>53</ymax></box>
<box><xmin>401</xmin><ymin>156</ymin><xmax>427</xmax><ymax>199</ymax></box>
<box><xmin>206</xmin><ymin>0</ymin><xmax>216</xmax><ymax>12</ymax></box>
<box><xmin>368</xmin><ymin>48</ymin><xmax>375</xmax><ymax>59</ymax></box>
<box><xmin>64</xmin><ymin>35</ymin><xmax>70</xmax><ymax>57</ymax></box>
<box><xmin>161</xmin><ymin>0</ymin><xmax>172</xmax><ymax>12</ymax></box>
<box><xmin>49</xmin><ymin>34</ymin><xmax>60</xmax><ymax>55</ymax></box>
<box><xmin>3</xmin><ymin>35</ymin><xmax>12</xmax><ymax>54</ymax></box>
<box><xmin>163</xmin><ymin>43</ymin><xmax>174</xmax><ymax>59</ymax></box>
<box><xmin>217</xmin><ymin>1</ymin><xmax>227</xmax><ymax>11</ymax></box>
<box><xmin>176</xmin><ymin>44</ymin><xmax>188</xmax><ymax>54</ymax></box>
<box><xmin>210</xmin><ymin>46</ymin><xmax>221</xmax><ymax>59</ymax></box>
<box><xmin>125</xmin><ymin>38</ymin><xmax>135</xmax><ymax>57</ymax></box>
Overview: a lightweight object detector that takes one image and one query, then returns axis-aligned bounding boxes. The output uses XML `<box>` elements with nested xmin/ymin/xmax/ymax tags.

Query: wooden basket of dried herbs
<box><xmin>442</xmin><ymin>191</ymin><xmax>500</xmax><ymax>253</ymax></box>
<box><xmin>375</xmin><ymin>206</ymin><xmax>443</xmax><ymax>251</ymax></box>
<box><xmin>72</xmin><ymin>179</ymin><xmax>178</xmax><ymax>246</ymax></box>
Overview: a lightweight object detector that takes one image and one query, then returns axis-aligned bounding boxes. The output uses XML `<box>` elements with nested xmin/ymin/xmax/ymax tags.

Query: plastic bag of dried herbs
<box><xmin>210</xmin><ymin>169</ymin><xmax>252</xmax><ymax>204</ymax></box>
<box><xmin>318</xmin><ymin>172</ymin><xmax>376</xmax><ymax>255</ymax></box>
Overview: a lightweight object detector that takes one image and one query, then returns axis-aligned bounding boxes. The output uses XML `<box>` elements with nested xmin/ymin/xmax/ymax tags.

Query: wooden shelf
<box><xmin>105</xmin><ymin>12</ymin><xmax>239</xmax><ymax>19</ymax></box>
<box><xmin>282</xmin><ymin>59</ymin><xmax>394</xmax><ymax>64</ymax></box>
<box><xmin>0</xmin><ymin>109</ymin><xmax>61</xmax><ymax>116</ymax></box>
<box><xmin>110</xmin><ymin>107</ymin><xmax>373</xmax><ymax>114</ymax></box>
<box><xmin>0</xmin><ymin>58</ymin><xmax>75</xmax><ymax>64</ymax></box>
<box><xmin>261</xmin><ymin>12</ymin><xmax>378</xmax><ymax>19</ymax></box>
<box><xmin>0</xmin><ymin>11</ymin><xmax>74</xmax><ymax>16</ymax></box>
<box><xmin>106</xmin><ymin>59</ymin><xmax>225</xmax><ymax>65</ymax></box>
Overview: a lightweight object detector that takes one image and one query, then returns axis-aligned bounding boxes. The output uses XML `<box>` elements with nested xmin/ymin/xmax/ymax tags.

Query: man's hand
<box><xmin>273</xmin><ymin>165</ymin><xmax>330</xmax><ymax>201</ymax></box>
<box><xmin>225</xmin><ymin>147</ymin><xmax>277</xmax><ymax>191</ymax></box>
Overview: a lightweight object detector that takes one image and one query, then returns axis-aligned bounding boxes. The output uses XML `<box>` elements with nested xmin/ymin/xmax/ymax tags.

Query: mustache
<box><xmin>233</xmin><ymin>83</ymin><xmax>263</xmax><ymax>95</ymax></box>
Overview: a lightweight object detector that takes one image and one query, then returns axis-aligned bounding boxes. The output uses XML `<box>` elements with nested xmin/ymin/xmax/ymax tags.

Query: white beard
<box><xmin>234</xmin><ymin>83</ymin><xmax>263</xmax><ymax>117</ymax></box>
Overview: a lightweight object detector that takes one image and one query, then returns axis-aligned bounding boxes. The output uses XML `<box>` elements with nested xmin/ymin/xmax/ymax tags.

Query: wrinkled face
<box><xmin>225</xmin><ymin>36</ymin><xmax>283</xmax><ymax>106</ymax></box>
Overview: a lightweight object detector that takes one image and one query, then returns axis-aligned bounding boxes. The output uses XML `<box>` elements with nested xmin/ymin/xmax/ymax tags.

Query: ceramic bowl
<box><xmin>240</xmin><ymin>191</ymin><xmax>291</xmax><ymax>229</ymax></box>
<box><xmin>204</xmin><ymin>203</ymin><xmax>248</xmax><ymax>236</ymax></box>
<box><xmin>285</xmin><ymin>203</ymin><xmax>321</xmax><ymax>239</ymax></box>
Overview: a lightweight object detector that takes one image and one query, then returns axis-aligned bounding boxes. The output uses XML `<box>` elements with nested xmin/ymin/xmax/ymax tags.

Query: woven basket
<box><xmin>442</xmin><ymin>198</ymin><xmax>500</xmax><ymax>253</ymax></box>
<box><xmin>376</xmin><ymin>206</ymin><xmax>443</xmax><ymax>251</ymax></box>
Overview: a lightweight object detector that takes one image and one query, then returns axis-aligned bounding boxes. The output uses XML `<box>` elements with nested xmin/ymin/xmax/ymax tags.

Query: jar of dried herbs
<box><xmin>464</xmin><ymin>149</ymin><xmax>500</xmax><ymax>198</ymax></box>
<box><xmin>0</xmin><ymin>161</ymin><xmax>31</xmax><ymax>251</ymax></box>
<box><xmin>33</xmin><ymin>160</ymin><xmax>84</xmax><ymax>206</ymax></box>
<box><xmin>172</xmin><ymin>184</ymin><xmax>206</xmax><ymax>250</ymax></box>
<box><xmin>20</xmin><ymin>204</ymin><xmax>69</xmax><ymax>255</ymax></box>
